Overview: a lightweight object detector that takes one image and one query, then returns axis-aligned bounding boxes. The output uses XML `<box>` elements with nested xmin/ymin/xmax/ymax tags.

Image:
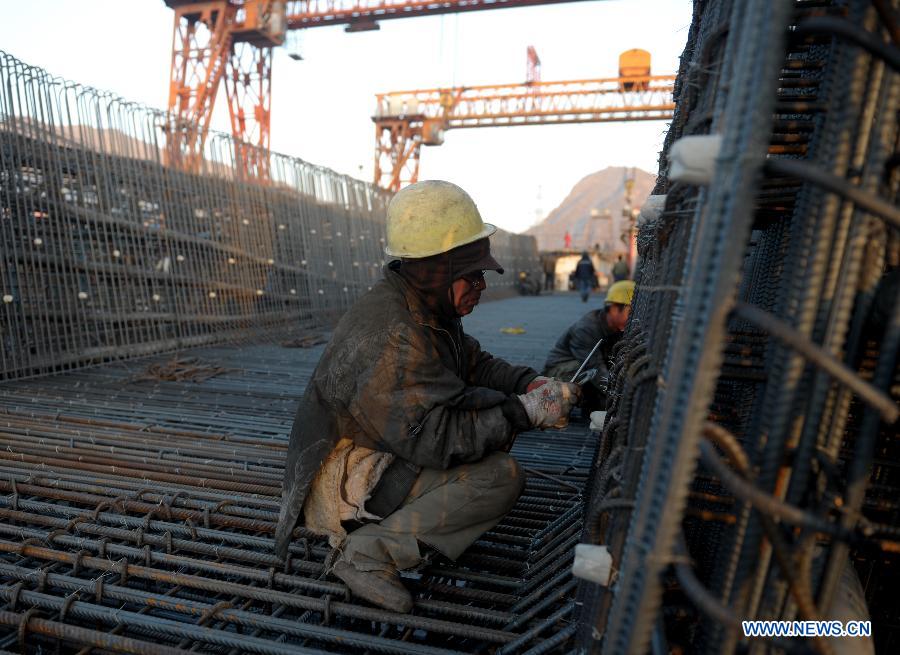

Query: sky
<box><xmin>0</xmin><ymin>0</ymin><xmax>693</xmax><ymax>233</ymax></box>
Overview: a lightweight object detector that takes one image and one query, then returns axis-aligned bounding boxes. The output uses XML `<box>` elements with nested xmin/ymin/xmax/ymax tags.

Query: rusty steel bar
<box><xmin>0</xmin><ymin>610</ymin><xmax>185</xmax><ymax>655</ymax></box>
<box><xmin>0</xmin><ymin>365</ymin><xmax>586</xmax><ymax>649</ymax></box>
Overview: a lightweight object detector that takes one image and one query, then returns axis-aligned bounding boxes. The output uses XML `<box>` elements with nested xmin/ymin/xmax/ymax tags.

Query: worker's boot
<box><xmin>332</xmin><ymin>559</ymin><xmax>413</xmax><ymax>613</ymax></box>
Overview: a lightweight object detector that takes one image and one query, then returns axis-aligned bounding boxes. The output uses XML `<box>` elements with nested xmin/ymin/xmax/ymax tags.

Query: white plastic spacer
<box><xmin>572</xmin><ymin>544</ymin><xmax>613</xmax><ymax>586</ymax></box>
<box><xmin>589</xmin><ymin>411</ymin><xmax>607</xmax><ymax>433</ymax></box>
<box><xmin>669</xmin><ymin>134</ymin><xmax>722</xmax><ymax>185</ymax></box>
<box><xmin>638</xmin><ymin>195</ymin><xmax>667</xmax><ymax>227</ymax></box>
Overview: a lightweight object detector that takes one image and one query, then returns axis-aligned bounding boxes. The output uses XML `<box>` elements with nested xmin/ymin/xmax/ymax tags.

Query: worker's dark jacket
<box><xmin>542</xmin><ymin>308</ymin><xmax>620</xmax><ymax>378</ymax></box>
<box><xmin>573</xmin><ymin>257</ymin><xmax>596</xmax><ymax>281</ymax></box>
<box><xmin>274</xmin><ymin>265</ymin><xmax>537</xmax><ymax>558</ymax></box>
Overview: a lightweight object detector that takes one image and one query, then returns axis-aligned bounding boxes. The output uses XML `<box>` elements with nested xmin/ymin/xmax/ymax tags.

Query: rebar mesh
<box><xmin>0</xmin><ymin>341</ymin><xmax>588</xmax><ymax>654</ymax></box>
<box><xmin>0</xmin><ymin>49</ymin><xmax>541</xmax><ymax>382</ymax></box>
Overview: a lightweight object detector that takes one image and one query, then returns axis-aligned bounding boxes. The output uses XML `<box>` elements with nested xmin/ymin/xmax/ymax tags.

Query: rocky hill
<box><xmin>526</xmin><ymin>166</ymin><xmax>657</xmax><ymax>252</ymax></box>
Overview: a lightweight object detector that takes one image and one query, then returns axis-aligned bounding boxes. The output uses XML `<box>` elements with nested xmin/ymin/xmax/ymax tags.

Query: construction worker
<box><xmin>274</xmin><ymin>180</ymin><xmax>581</xmax><ymax>613</ymax></box>
<box><xmin>612</xmin><ymin>255</ymin><xmax>630</xmax><ymax>282</ymax></box>
<box><xmin>517</xmin><ymin>270</ymin><xmax>540</xmax><ymax>296</ymax></box>
<box><xmin>572</xmin><ymin>251</ymin><xmax>597</xmax><ymax>302</ymax></box>
<box><xmin>542</xmin><ymin>280</ymin><xmax>635</xmax><ymax>409</ymax></box>
<box><xmin>540</xmin><ymin>253</ymin><xmax>557</xmax><ymax>292</ymax></box>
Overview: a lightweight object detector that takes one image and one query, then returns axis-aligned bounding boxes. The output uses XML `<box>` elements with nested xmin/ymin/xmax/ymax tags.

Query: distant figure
<box><xmin>518</xmin><ymin>271</ymin><xmax>540</xmax><ymax>296</ymax></box>
<box><xmin>572</xmin><ymin>251</ymin><xmax>596</xmax><ymax>302</ymax></box>
<box><xmin>564</xmin><ymin>231</ymin><xmax>572</xmax><ymax>250</ymax></box>
<box><xmin>541</xmin><ymin>254</ymin><xmax>556</xmax><ymax>292</ymax></box>
<box><xmin>612</xmin><ymin>255</ymin><xmax>630</xmax><ymax>282</ymax></box>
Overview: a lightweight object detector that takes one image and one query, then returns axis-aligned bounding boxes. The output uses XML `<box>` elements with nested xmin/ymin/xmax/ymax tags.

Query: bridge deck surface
<box><xmin>0</xmin><ymin>291</ymin><xmax>602</xmax><ymax>654</ymax></box>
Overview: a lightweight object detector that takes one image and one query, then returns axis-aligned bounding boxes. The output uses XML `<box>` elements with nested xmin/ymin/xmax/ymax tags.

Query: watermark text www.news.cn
<box><xmin>742</xmin><ymin>621</ymin><xmax>872</xmax><ymax>638</ymax></box>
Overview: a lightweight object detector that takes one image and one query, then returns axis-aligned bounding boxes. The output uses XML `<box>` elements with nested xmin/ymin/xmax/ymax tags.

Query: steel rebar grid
<box><xmin>576</xmin><ymin>0</ymin><xmax>900</xmax><ymax>653</ymax></box>
<box><xmin>0</xmin><ymin>339</ymin><xmax>589</xmax><ymax>653</ymax></box>
<box><xmin>0</xmin><ymin>49</ymin><xmax>542</xmax><ymax>383</ymax></box>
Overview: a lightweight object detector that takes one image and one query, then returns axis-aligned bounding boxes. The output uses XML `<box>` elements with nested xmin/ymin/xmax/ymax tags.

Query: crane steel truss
<box><xmin>284</xmin><ymin>0</ymin><xmax>594</xmax><ymax>29</ymax></box>
<box><xmin>164</xmin><ymin>0</ymin><xmax>598</xmax><ymax>180</ymax></box>
<box><xmin>166</xmin><ymin>1</ymin><xmax>281</xmax><ymax>179</ymax></box>
<box><xmin>373</xmin><ymin>75</ymin><xmax>675</xmax><ymax>191</ymax></box>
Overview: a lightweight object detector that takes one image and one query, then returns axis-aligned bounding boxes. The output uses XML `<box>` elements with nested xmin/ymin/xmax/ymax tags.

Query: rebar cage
<box><xmin>576</xmin><ymin>0</ymin><xmax>900</xmax><ymax>653</ymax></box>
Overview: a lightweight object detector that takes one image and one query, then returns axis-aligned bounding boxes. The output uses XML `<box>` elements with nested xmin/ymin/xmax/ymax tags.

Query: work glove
<box><xmin>517</xmin><ymin>379</ymin><xmax>581</xmax><ymax>429</ymax></box>
<box><xmin>525</xmin><ymin>375</ymin><xmax>551</xmax><ymax>393</ymax></box>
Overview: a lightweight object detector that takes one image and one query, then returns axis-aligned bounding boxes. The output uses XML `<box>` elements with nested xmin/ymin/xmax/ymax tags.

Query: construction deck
<box><xmin>0</xmin><ymin>291</ymin><xmax>600</xmax><ymax>654</ymax></box>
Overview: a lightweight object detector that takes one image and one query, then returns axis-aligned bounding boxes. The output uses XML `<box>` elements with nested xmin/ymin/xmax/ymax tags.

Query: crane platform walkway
<box><xmin>0</xmin><ymin>291</ymin><xmax>604</xmax><ymax>654</ymax></box>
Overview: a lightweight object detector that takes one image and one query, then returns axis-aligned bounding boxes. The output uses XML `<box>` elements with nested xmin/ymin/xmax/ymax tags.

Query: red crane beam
<box><xmin>283</xmin><ymin>0</ymin><xmax>596</xmax><ymax>30</ymax></box>
<box><xmin>373</xmin><ymin>75</ymin><xmax>675</xmax><ymax>191</ymax></box>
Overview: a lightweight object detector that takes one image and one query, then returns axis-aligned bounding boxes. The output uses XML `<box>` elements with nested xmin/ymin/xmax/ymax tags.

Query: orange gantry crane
<box><xmin>163</xmin><ymin>0</ymin><xmax>599</xmax><ymax>178</ymax></box>
<box><xmin>372</xmin><ymin>49</ymin><xmax>675</xmax><ymax>191</ymax></box>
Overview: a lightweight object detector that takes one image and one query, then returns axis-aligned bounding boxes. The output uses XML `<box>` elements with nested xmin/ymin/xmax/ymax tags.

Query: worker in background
<box><xmin>542</xmin><ymin>280</ymin><xmax>635</xmax><ymax>410</ymax></box>
<box><xmin>541</xmin><ymin>253</ymin><xmax>557</xmax><ymax>292</ymax></box>
<box><xmin>518</xmin><ymin>270</ymin><xmax>540</xmax><ymax>296</ymax></box>
<box><xmin>612</xmin><ymin>254</ymin><xmax>630</xmax><ymax>282</ymax></box>
<box><xmin>572</xmin><ymin>251</ymin><xmax>597</xmax><ymax>302</ymax></box>
<box><xmin>275</xmin><ymin>181</ymin><xmax>581</xmax><ymax>613</ymax></box>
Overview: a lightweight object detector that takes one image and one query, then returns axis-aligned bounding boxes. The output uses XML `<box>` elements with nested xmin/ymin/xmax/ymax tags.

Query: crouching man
<box><xmin>274</xmin><ymin>181</ymin><xmax>580</xmax><ymax>612</ymax></box>
<box><xmin>542</xmin><ymin>280</ymin><xmax>634</xmax><ymax>410</ymax></box>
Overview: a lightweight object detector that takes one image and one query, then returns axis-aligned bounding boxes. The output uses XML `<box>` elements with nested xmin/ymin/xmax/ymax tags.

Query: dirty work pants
<box><xmin>342</xmin><ymin>451</ymin><xmax>524</xmax><ymax>572</ymax></box>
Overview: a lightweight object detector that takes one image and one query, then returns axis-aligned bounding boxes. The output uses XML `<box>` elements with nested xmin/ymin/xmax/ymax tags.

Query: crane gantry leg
<box><xmin>225</xmin><ymin>42</ymin><xmax>273</xmax><ymax>180</ymax></box>
<box><xmin>166</xmin><ymin>1</ymin><xmax>234</xmax><ymax>172</ymax></box>
<box><xmin>374</xmin><ymin>120</ymin><xmax>423</xmax><ymax>193</ymax></box>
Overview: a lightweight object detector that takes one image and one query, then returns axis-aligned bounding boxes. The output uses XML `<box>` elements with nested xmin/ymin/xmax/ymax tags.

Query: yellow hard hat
<box><xmin>605</xmin><ymin>280</ymin><xmax>635</xmax><ymax>305</ymax></box>
<box><xmin>385</xmin><ymin>180</ymin><xmax>497</xmax><ymax>258</ymax></box>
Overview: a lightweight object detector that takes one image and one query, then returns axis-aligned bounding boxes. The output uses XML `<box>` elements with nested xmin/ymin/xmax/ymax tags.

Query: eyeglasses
<box><xmin>461</xmin><ymin>270</ymin><xmax>487</xmax><ymax>291</ymax></box>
